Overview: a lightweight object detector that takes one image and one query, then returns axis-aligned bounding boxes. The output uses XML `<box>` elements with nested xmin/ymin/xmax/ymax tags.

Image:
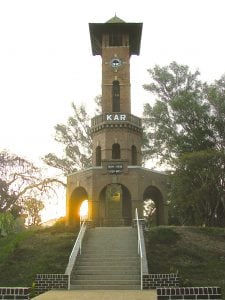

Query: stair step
<box><xmin>72</xmin><ymin>269</ymin><xmax>140</xmax><ymax>275</ymax></box>
<box><xmin>70</xmin><ymin>284</ymin><xmax>140</xmax><ymax>290</ymax></box>
<box><xmin>77</xmin><ymin>256</ymin><xmax>139</xmax><ymax>260</ymax></box>
<box><xmin>71</xmin><ymin>274</ymin><xmax>141</xmax><ymax>280</ymax></box>
<box><xmin>71</xmin><ymin>279</ymin><xmax>140</xmax><ymax>285</ymax></box>
<box><xmin>75</xmin><ymin>262</ymin><xmax>139</xmax><ymax>266</ymax></box>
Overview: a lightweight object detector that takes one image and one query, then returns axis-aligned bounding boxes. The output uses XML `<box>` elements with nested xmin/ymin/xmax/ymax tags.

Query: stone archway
<box><xmin>98</xmin><ymin>183</ymin><xmax>132</xmax><ymax>226</ymax></box>
<box><xmin>68</xmin><ymin>187</ymin><xmax>88</xmax><ymax>226</ymax></box>
<box><xmin>143</xmin><ymin>185</ymin><xmax>166</xmax><ymax>226</ymax></box>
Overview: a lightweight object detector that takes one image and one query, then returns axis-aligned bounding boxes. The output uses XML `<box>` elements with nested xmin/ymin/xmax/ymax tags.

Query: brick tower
<box><xmin>66</xmin><ymin>16</ymin><xmax>168</xmax><ymax>226</ymax></box>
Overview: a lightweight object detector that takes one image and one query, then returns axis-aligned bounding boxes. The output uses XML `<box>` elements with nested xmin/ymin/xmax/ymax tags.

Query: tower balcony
<box><xmin>90</xmin><ymin>113</ymin><xmax>142</xmax><ymax>133</ymax></box>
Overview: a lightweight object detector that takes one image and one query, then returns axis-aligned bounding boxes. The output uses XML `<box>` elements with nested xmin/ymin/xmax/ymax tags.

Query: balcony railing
<box><xmin>91</xmin><ymin>113</ymin><xmax>142</xmax><ymax>128</ymax></box>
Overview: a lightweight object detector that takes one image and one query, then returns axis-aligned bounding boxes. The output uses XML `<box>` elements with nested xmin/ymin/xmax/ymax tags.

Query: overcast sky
<box><xmin>1</xmin><ymin>0</ymin><xmax>225</xmax><ymax>165</ymax></box>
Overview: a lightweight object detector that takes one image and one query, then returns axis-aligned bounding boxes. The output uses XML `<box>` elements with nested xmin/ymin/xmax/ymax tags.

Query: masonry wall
<box><xmin>157</xmin><ymin>287</ymin><xmax>222</xmax><ymax>300</ymax></box>
<box><xmin>0</xmin><ymin>288</ymin><xmax>31</xmax><ymax>300</ymax></box>
<box><xmin>34</xmin><ymin>274</ymin><xmax>68</xmax><ymax>295</ymax></box>
<box><xmin>143</xmin><ymin>273</ymin><xmax>180</xmax><ymax>289</ymax></box>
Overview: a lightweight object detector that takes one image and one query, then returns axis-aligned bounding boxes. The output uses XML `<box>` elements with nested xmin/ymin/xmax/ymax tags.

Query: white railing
<box><xmin>65</xmin><ymin>221</ymin><xmax>87</xmax><ymax>289</ymax></box>
<box><xmin>135</xmin><ymin>208</ymin><xmax>143</xmax><ymax>290</ymax></box>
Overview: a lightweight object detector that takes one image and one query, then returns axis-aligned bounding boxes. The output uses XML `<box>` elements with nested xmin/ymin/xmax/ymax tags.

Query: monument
<box><xmin>66</xmin><ymin>15</ymin><xmax>168</xmax><ymax>226</ymax></box>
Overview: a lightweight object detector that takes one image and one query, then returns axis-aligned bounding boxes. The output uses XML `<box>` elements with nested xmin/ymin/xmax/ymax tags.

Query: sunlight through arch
<box><xmin>79</xmin><ymin>199</ymin><xmax>88</xmax><ymax>222</ymax></box>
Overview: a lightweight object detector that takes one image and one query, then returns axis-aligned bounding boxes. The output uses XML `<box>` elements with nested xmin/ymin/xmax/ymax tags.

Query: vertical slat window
<box><xmin>112</xmin><ymin>81</ymin><xmax>120</xmax><ymax>112</ymax></box>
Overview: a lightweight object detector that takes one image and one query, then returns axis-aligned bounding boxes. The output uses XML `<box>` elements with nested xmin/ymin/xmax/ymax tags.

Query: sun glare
<box><xmin>79</xmin><ymin>200</ymin><xmax>88</xmax><ymax>219</ymax></box>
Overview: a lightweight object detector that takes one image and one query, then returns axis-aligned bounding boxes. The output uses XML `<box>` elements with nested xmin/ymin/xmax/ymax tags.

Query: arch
<box><xmin>98</xmin><ymin>183</ymin><xmax>132</xmax><ymax>226</ymax></box>
<box><xmin>112</xmin><ymin>80</ymin><xmax>120</xmax><ymax>112</ymax></box>
<box><xmin>96</xmin><ymin>146</ymin><xmax>101</xmax><ymax>166</ymax></box>
<box><xmin>143</xmin><ymin>186</ymin><xmax>165</xmax><ymax>226</ymax></box>
<box><xmin>68</xmin><ymin>187</ymin><xmax>88</xmax><ymax>226</ymax></box>
<box><xmin>131</xmin><ymin>145</ymin><xmax>137</xmax><ymax>165</ymax></box>
<box><xmin>112</xmin><ymin>143</ymin><xmax>120</xmax><ymax>159</ymax></box>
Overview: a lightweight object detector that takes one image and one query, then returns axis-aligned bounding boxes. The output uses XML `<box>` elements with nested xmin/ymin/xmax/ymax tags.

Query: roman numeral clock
<box><xmin>66</xmin><ymin>15</ymin><xmax>168</xmax><ymax>227</ymax></box>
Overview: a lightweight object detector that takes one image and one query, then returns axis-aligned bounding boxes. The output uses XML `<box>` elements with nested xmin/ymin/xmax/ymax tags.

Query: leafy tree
<box><xmin>0</xmin><ymin>150</ymin><xmax>62</xmax><ymax>218</ymax></box>
<box><xmin>43</xmin><ymin>97</ymin><xmax>101</xmax><ymax>175</ymax></box>
<box><xmin>143</xmin><ymin>62</ymin><xmax>225</xmax><ymax>226</ymax></box>
<box><xmin>24</xmin><ymin>198</ymin><xmax>45</xmax><ymax>226</ymax></box>
<box><xmin>142</xmin><ymin>61</ymin><xmax>214</xmax><ymax>165</ymax></box>
<box><xmin>169</xmin><ymin>150</ymin><xmax>225</xmax><ymax>226</ymax></box>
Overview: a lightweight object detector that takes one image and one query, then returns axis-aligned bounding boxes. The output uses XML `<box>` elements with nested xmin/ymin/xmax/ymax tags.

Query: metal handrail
<box><xmin>135</xmin><ymin>208</ymin><xmax>143</xmax><ymax>290</ymax></box>
<box><xmin>65</xmin><ymin>221</ymin><xmax>87</xmax><ymax>289</ymax></box>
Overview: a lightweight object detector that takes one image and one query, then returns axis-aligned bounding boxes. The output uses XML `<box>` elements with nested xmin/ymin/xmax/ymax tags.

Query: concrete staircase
<box><xmin>70</xmin><ymin>227</ymin><xmax>141</xmax><ymax>290</ymax></box>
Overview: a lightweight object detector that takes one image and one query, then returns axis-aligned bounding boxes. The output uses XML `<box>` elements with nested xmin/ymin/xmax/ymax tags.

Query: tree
<box><xmin>24</xmin><ymin>198</ymin><xmax>45</xmax><ymax>226</ymax></box>
<box><xmin>169</xmin><ymin>150</ymin><xmax>225</xmax><ymax>226</ymax></box>
<box><xmin>0</xmin><ymin>150</ymin><xmax>62</xmax><ymax>219</ymax></box>
<box><xmin>142</xmin><ymin>61</ymin><xmax>214</xmax><ymax>165</ymax></box>
<box><xmin>143</xmin><ymin>62</ymin><xmax>225</xmax><ymax>226</ymax></box>
<box><xmin>43</xmin><ymin>97</ymin><xmax>101</xmax><ymax>175</ymax></box>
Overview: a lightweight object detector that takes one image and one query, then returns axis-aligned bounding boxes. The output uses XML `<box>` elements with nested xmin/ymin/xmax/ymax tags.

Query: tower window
<box><xmin>131</xmin><ymin>145</ymin><xmax>137</xmax><ymax>165</ymax></box>
<box><xmin>112</xmin><ymin>81</ymin><xmax>120</xmax><ymax>112</ymax></box>
<box><xmin>96</xmin><ymin>146</ymin><xmax>101</xmax><ymax>166</ymax></box>
<box><xmin>109</xmin><ymin>33</ymin><xmax>122</xmax><ymax>46</ymax></box>
<box><xmin>112</xmin><ymin>143</ymin><xmax>120</xmax><ymax>159</ymax></box>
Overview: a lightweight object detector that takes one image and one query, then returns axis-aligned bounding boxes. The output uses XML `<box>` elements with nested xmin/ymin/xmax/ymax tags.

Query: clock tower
<box><xmin>66</xmin><ymin>16</ymin><xmax>168</xmax><ymax>227</ymax></box>
<box><xmin>89</xmin><ymin>15</ymin><xmax>143</xmax><ymax>167</ymax></box>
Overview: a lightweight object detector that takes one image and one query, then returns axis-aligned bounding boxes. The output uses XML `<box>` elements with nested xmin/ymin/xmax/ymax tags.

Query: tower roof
<box><xmin>89</xmin><ymin>16</ymin><xmax>143</xmax><ymax>56</ymax></box>
<box><xmin>106</xmin><ymin>15</ymin><xmax>125</xmax><ymax>23</ymax></box>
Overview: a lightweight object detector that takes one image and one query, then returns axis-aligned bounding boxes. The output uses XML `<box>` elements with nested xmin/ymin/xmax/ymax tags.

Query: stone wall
<box><xmin>157</xmin><ymin>287</ymin><xmax>222</xmax><ymax>300</ymax></box>
<box><xmin>0</xmin><ymin>287</ymin><xmax>31</xmax><ymax>300</ymax></box>
<box><xmin>143</xmin><ymin>273</ymin><xmax>180</xmax><ymax>289</ymax></box>
<box><xmin>34</xmin><ymin>274</ymin><xmax>68</xmax><ymax>295</ymax></box>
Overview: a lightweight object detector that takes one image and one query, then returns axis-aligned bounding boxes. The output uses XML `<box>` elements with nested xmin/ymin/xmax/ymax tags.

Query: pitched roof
<box><xmin>106</xmin><ymin>15</ymin><xmax>125</xmax><ymax>23</ymax></box>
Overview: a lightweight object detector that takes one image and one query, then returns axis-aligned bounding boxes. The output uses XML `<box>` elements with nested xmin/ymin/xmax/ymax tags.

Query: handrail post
<box><xmin>135</xmin><ymin>208</ymin><xmax>143</xmax><ymax>290</ymax></box>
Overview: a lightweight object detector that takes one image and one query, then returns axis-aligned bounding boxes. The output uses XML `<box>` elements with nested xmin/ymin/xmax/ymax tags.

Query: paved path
<box><xmin>33</xmin><ymin>290</ymin><xmax>157</xmax><ymax>300</ymax></box>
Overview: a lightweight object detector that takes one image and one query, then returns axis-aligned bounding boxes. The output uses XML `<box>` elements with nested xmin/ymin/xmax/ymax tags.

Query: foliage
<box><xmin>0</xmin><ymin>212</ymin><xmax>15</xmax><ymax>236</ymax></box>
<box><xmin>143</xmin><ymin>62</ymin><xmax>225</xmax><ymax>226</ymax></box>
<box><xmin>147</xmin><ymin>226</ymin><xmax>180</xmax><ymax>244</ymax></box>
<box><xmin>24</xmin><ymin>198</ymin><xmax>45</xmax><ymax>226</ymax></box>
<box><xmin>143</xmin><ymin>61</ymin><xmax>213</xmax><ymax>164</ymax></box>
<box><xmin>0</xmin><ymin>150</ymin><xmax>63</xmax><ymax>229</ymax></box>
<box><xmin>144</xmin><ymin>226</ymin><xmax>225</xmax><ymax>296</ymax></box>
<box><xmin>43</xmin><ymin>101</ymin><xmax>98</xmax><ymax>175</ymax></box>
<box><xmin>169</xmin><ymin>150</ymin><xmax>225</xmax><ymax>226</ymax></box>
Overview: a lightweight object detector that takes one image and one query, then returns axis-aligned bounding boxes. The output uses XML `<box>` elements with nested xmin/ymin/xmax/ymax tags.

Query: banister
<box><xmin>135</xmin><ymin>208</ymin><xmax>143</xmax><ymax>290</ymax></box>
<box><xmin>65</xmin><ymin>221</ymin><xmax>87</xmax><ymax>289</ymax></box>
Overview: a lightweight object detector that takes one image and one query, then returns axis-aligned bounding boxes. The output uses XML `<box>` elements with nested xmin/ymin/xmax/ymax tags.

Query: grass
<box><xmin>0</xmin><ymin>222</ymin><xmax>77</xmax><ymax>287</ymax></box>
<box><xmin>144</xmin><ymin>226</ymin><xmax>225</xmax><ymax>295</ymax></box>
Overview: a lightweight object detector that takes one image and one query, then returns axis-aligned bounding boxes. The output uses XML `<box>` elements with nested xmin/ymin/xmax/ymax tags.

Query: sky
<box><xmin>0</xmin><ymin>0</ymin><xmax>225</xmax><ymax>221</ymax></box>
<box><xmin>1</xmin><ymin>0</ymin><xmax>225</xmax><ymax>165</ymax></box>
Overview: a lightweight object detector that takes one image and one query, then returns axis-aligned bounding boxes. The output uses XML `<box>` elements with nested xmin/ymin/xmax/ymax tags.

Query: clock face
<box><xmin>110</xmin><ymin>58</ymin><xmax>122</xmax><ymax>69</ymax></box>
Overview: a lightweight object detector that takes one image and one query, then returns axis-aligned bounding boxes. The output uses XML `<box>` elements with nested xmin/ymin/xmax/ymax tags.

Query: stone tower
<box><xmin>66</xmin><ymin>16</ymin><xmax>168</xmax><ymax>226</ymax></box>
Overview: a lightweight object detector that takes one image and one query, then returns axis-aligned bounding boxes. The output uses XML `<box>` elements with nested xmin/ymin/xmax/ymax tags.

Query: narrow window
<box><xmin>112</xmin><ymin>81</ymin><xmax>120</xmax><ymax>112</ymax></box>
<box><xmin>112</xmin><ymin>143</ymin><xmax>120</xmax><ymax>159</ymax></box>
<box><xmin>96</xmin><ymin>146</ymin><xmax>101</xmax><ymax>166</ymax></box>
<box><xmin>131</xmin><ymin>145</ymin><xmax>137</xmax><ymax>165</ymax></box>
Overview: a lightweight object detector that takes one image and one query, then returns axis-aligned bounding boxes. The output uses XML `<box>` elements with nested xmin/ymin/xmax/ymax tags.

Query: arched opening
<box><xmin>99</xmin><ymin>184</ymin><xmax>132</xmax><ymax>226</ymax></box>
<box><xmin>143</xmin><ymin>186</ymin><xmax>165</xmax><ymax>226</ymax></box>
<box><xmin>79</xmin><ymin>199</ymin><xmax>88</xmax><ymax>223</ymax></box>
<box><xmin>112</xmin><ymin>143</ymin><xmax>120</xmax><ymax>159</ymax></box>
<box><xmin>112</xmin><ymin>80</ymin><xmax>120</xmax><ymax>112</ymax></box>
<box><xmin>96</xmin><ymin>146</ymin><xmax>101</xmax><ymax>166</ymax></box>
<box><xmin>131</xmin><ymin>145</ymin><xmax>137</xmax><ymax>165</ymax></box>
<box><xmin>68</xmin><ymin>187</ymin><xmax>88</xmax><ymax>226</ymax></box>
